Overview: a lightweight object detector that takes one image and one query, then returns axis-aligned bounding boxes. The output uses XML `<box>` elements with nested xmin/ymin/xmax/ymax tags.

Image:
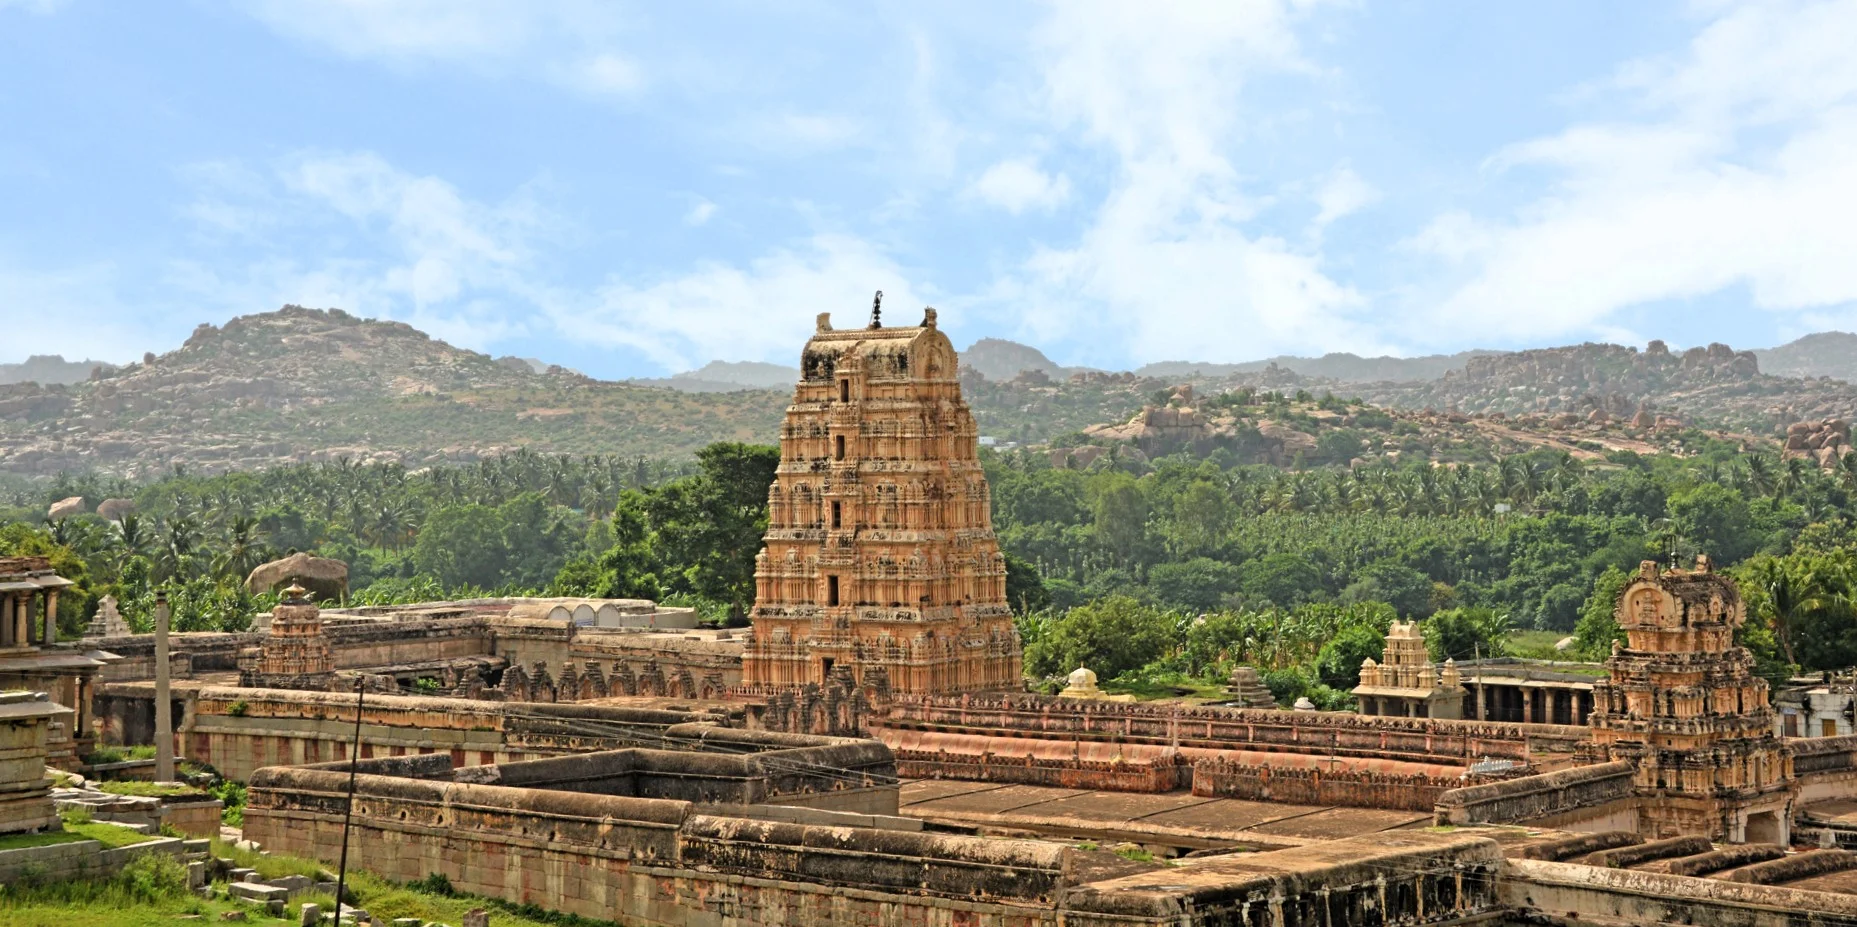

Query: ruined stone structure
<box><xmin>1588</xmin><ymin>557</ymin><xmax>1795</xmax><ymax>843</ymax></box>
<box><xmin>742</xmin><ymin>305</ymin><xmax>1021</xmax><ymax>694</ymax></box>
<box><xmin>238</xmin><ymin>584</ymin><xmax>334</xmax><ymax>690</ymax></box>
<box><xmin>1353</xmin><ymin>620</ymin><xmax>1465</xmax><ymax>719</ymax></box>
<box><xmin>0</xmin><ymin>557</ymin><xmax>113</xmax><ymax>765</ymax></box>
<box><xmin>82</xmin><ymin>595</ymin><xmax>130</xmax><ymax>639</ymax></box>
<box><xmin>0</xmin><ymin>690</ymin><xmax>65</xmax><ymax>834</ymax></box>
<box><xmin>0</xmin><ymin>556</ymin><xmax>71</xmax><ymax>650</ymax></box>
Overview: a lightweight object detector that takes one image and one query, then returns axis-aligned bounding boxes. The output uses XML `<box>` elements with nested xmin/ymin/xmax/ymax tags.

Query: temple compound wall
<box><xmin>244</xmin><ymin>745</ymin><xmax>1508</xmax><ymax>927</ymax></box>
<box><xmin>879</xmin><ymin>692</ymin><xmax>1587</xmax><ymax>764</ymax></box>
<box><xmin>132</xmin><ymin>685</ymin><xmax>745</xmax><ymax>781</ymax></box>
<box><xmin>743</xmin><ymin>305</ymin><xmax>1021</xmax><ymax>695</ymax></box>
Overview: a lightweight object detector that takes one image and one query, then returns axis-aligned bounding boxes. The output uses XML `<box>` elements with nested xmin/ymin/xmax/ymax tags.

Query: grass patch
<box><xmin>208</xmin><ymin>837</ymin><xmax>329</xmax><ymax>881</ymax></box>
<box><xmin>92</xmin><ymin>781</ymin><xmax>205</xmax><ymax>799</ymax></box>
<box><xmin>81</xmin><ymin>745</ymin><xmax>155</xmax><ymax>766</ymax></box>
<box><xmin>1505</xmin><ymin>630</ymin><xmax>1568</xmax><ymax>661</ymax></box>
<box><xmin>0</xmin><ymin>831</ymin><xmax>86</xmax><ymax>851</ymax></box>
<box><xmin>62</xmin><ymin>822</ymin><xmax>158</xmax><ymax>850</ymax></box>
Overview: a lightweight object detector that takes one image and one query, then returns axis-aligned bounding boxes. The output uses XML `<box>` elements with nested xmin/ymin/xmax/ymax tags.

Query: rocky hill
<box><xmin>1755</xmin><ymin>332</ymin><xmax>1857</xmax><ymax>382</ymax></box>
<box><xmin>626</xmin><ymin>360</ymin><xmax>800</xmax><ymax>393</ymax></box>
<box><xmin>1357</xmin><ymin>340</ymin><xmax>1857</xmax><ymax>433</ymax></box>
<box><xmin>0</xmin><ymin>306</ymin><xmax>786</xmax><ymax>478</ymax></box>
<box><xmin>0</xmin><ymin>355</ymin><xmax>114</xmax><ymax>386</ymax></box>
<box><xmin>960</xmin><ymin>338</ymin><xmax>1101</xmax><ymax>382</ymax></box>
<box><xmin>1048</xmin><ymin>384</ymin><xmax>1769</xmax><ymax>471</ymax></box>
<box><xmin>1134</xmin><ymin>349</ymin><xmax>1492</xmax><ymax>383</ymax></box>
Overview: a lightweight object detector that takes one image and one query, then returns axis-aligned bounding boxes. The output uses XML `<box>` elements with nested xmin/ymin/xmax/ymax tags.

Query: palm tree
<box><xmin>114</xmin><ymin>514</ymin><xmax>151</xmax><ymax>567</ymax></box>
<box><xmin>1742</xmin><ymin>455</ymin><xmax>1776</xmax><ymax>498</ymax></box>
<box><xmin>157</xmin><ymin>516</ymin><xmax>201</xmax><ymax>582</ymax></box>
<box><xmin>1748</xmin><ymin>557</ymin><xmax>1822</xmax><ymax>668</ymax></box>
<box><xmin>213</xmin><ymin>516</ymin><xmax>271</xmax><ymax>582</ymax></box>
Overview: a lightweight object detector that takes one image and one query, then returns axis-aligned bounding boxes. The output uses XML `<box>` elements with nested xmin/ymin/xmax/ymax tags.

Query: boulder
<box><xmin>245</xmin><ymin>552</ymin><xmax>349</xmax><ymax>602</ymax></box>
<box><xmin>96</xmin><ymin>498</ymin><xmax>136</xmax><ymax>521</ymax></box>
<box><xmin>47</xmin><ymin>496</ymin><xmax>85</xmax><ymax>519</ymax></box>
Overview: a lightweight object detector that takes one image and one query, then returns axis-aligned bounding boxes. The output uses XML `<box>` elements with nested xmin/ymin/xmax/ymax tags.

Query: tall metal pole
<box><xmin>333</xmin><ymin>676</ymin><xmax>365</xmax><ymax>923</ymax></box>
<box><xmin>153</xmin><ymin>590</ymin><xmax>174</xmax><ymax>782</ymax></box>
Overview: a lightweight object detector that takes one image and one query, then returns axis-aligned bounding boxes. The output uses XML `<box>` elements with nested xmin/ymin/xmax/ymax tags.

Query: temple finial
<box><xmin>869</xmin><ymin>290</ymin><xmax>883</xmax><ymax>329</ymax></box>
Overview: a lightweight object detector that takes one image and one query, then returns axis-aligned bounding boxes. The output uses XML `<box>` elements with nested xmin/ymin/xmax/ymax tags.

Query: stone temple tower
<box><xmin>742</xmin><ymin>304</ymin><xmax>1022</xmax><ymax>695</ymax></box>
<box><xmin>239</xmin><ymin>584</ymin><xmax>336</xmax><ymax>691</ymax></box>
<box><xmin>1589</xmin><ymin>557</ymin><xmax>1793</xmax><ymax>844</ymax></box>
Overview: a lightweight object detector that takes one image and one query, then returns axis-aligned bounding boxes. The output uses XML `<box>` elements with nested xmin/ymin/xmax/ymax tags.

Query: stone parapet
<box><xmin>1191</xmin><ymin>760</ymin><xmax>1458</xmax><ymax>812</ymax></box>
<box><xmin>1434</xmin><ymin>760</ymin><xmax>1635</xmax><ymax>826</ymax></box>
<box><xmin>881</xmin><ymin>692</ymin><xmax>1582</xmax><ymax>765</ymax></box>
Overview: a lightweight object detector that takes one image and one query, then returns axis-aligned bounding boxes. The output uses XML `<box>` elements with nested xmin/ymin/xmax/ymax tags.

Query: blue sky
<box><xmin>3</xmin><ymin>1</ymin><xmax>1856</xmax><ymax>378</ymax></box>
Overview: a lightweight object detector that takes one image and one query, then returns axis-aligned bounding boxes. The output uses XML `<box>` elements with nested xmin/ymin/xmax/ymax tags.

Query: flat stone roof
<box><xmin>897</xmin><ymin>780</ymin><xmax>1430</xmax><ymax>850</ymax></box>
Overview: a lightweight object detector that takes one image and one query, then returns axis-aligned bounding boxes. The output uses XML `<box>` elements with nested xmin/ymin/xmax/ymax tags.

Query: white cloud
<box><xmin>0</xmin><ymin>260</ymin><xmax>149</xmax><ymax>364</ymax></box>
<box><xmin>550</xmin><ymin>234</ymin><xmax>927</xmax><ymax>371</ymax></box>
<box><xmin>244</xmin><ymin>1</ymin><xmax>645</xmax><ymax>99</ymax></box>
<box><xmin>765</xmin><ymin>113</ymin><xmax>861</xmax><ymax>151</ymax></box>
<box><xmin>968</xmin><ymin>159</ymin><xmax>1071</xmax><ymax>214</ymax></box>
<box><xmin>985</xmin><ymin>0</ymin><xmax>1381</xmax><ymax>363</ymax></box>
<box><xmin>684</xmin><ymin>198</ymin><xmax>718</xmax><ymax>226</ymax></box>
<box><xmin>1415</xmin><ymin>0</ymin><xmax>1857</xmax><ymax>343</ymax></box>
<box><xmin>0</xmin><ymin>0</ymin><xmax>67</xmax><ymax>13</ymax></box>
<box><xmin>171</xmin><ymin>150</ymin><xmax>544</xmax><ymax>351</ymax></box>
<box><xmin>1312</xmin><ymin>165</ymin><xmax>1377</xmax><ymax>229</ymax></box>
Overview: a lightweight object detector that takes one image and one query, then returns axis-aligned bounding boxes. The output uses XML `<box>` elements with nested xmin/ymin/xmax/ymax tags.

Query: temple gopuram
<box><xmin>741</xmin><ymin>301</ymin><xmax>1022</xmax><ymax>694</ymax></box>
<box><xmin>1588</xmin><ymin>556</ymin><xmax>1795</xmax><ymax>843</ymax></box>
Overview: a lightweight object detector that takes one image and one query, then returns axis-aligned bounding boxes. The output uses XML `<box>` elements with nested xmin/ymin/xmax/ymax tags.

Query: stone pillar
<box><xmin>1476</xmin><ymin>683</ymin><xmax>1487</xmax><ymax>721</ymax></box>
<box><xmin>0</xmin><ymin>595</ymin><xmax>12</xmax><ymax>648</ymax></box>
<box><xmin>1523</xmin><ymin>687</ymin><xmax>1536</xmax><ymax>724</ymax></box>
<box><xmin>42</xmin><ymin>590</ymin><xmax>58</xmax><ymax>646</ymax></box>
<box><xmin>154</xmin><ymin>592</ymin><xmax>174</xmax><ymax>782</ymax></box>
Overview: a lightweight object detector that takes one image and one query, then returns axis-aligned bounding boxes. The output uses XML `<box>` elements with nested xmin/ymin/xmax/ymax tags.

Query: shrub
<box><xmin>118</xmin><ymin>851</ymin><xmax>190</xmax><ymax>903</ymax></box>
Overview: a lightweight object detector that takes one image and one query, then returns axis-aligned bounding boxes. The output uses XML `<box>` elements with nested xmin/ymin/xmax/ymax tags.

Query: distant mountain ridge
<box><xmin>1135</xmin><ymin>350</ymin><xmax>1496</xmax><ymax>383</ymax></box>
<box><xmin>1755</xmin><ymin>332</ymin><xmax>1857</xmax><ymax>382</ymax></box>
<box><xmin>0</xmin><ymin>305</ymin><xmax>785</xmax><ymax>477</ymax></box>
<box><xmin>0</xmin><ymin>355</ymin><xmax>114</xmax><ymax>386</ymax></box>
<box><xmin>8</xmin><ymin>308</ymin><xmax>1857</xmax><ymax>478</ymax></box>
<box><xmin>626</xmin><ymin>360</ymin><xmax>800</xmax><ymax>393</ymax></box>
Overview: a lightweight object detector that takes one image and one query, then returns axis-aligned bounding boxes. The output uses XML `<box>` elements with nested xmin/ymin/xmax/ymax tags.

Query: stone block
<box><xmin>269</xmin><ymin>873</ymin><xmax>312</xmax><ymax>895</ymax></box>
<box><xmin>393</xmin><ymin>919</ymin><xmax>422</xmax><ymax>927</ymax></box>
<box><xmin>229</xmin><ymin>866</ymin><xmax>257</xmax><ymax>882</ymax></box>
<box><xmin>181</xmin><ymin>838</ymin><xmax>211</xmax><ymax>857</ymax></box>
<box><xmin>462</xmin><ymin>910</ymin><xmax>489</xmax><ymax>927</ymax></box>
<box><xmin>230</xmin><ymin>880</ymin><xmax>290</xmax><ymax>902</ymax></box>
<box><xmin>188</xmin><ymin>859</ymin><xmax>207</xmax><ymax>889</ymax></box>
<box><xmin>298</xmin><ymin>903</ymin><xmax>321</xmax><ymax>927</ymax></box>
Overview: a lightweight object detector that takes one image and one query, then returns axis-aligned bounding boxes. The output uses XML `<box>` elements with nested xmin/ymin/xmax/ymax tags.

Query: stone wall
<box><xmin>1434</xmin><ymin>760</ymin><xmax>1635</xmax><ymax>826</ymax></box>
<box><xmin>881</xmin><ymin>693</ymin><xmax>1584</xmax><ymax>765</ymax></box>
<box><xmin>245</xmin><ymin>760</ymin><xmax>1511</xmax><ymax>927</ymax></box>
<box><xmin>0</xmin><ymin>835</ymin><xmax>192</xmax><ymax>886</ymax></box>
<box><xmin>164</xmin><ymin>686</ymin><xmax>742</xmax><ymax>781</ymax></box>
<box><xmin>247</xmin><ymin>765</ymin><xmax>1074</xmax><ymax>926</ymax></box>
<box><xmin>1503</xmin><ymin>857</ymin><xmax>1857</xmax><ymax>927</ymax></box>
<box><xmin>1059</xmin><ymin>832</ymin><xmax>1507</xmax><ymax>927</ymax></box>
<box><xmin>1191</xmin><ymin>760</ymin><xmax>1458</xmax><ymax>812</ymax></box>
<box><xmin>895</xmin><ymin>746</ymin><xmax>1188</xmax><ymax>793</ymax></box>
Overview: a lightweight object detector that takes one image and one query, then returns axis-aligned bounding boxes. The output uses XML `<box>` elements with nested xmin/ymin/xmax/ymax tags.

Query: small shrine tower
<box><xmin>742</xmin><ymin>302</ymin><xmax>1021</xmax><ymax>694</ymax></box>
<box><xmin>1589</xmin><ymin>557</ymin><xmax>1794</xmax><ymax>843</ymax></box>
<box><xmin>1353</xmin><ymin>620</ymin><xmax>1464</xmax><ymax>719</ymax></box>
<box><xmin>240</xmin><ymin>584</ymin><xmax>335</xmax><ymax>691</ymax></box>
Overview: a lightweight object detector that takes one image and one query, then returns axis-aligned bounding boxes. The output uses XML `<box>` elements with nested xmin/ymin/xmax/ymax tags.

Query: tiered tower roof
<box><xmin>1590</xmin><ymin>557</ymin><xmax>1793</xmax><ymax>842</ymax></box>
<box><xmin>743</xmin><ymin>304</ymin><xmax>1021</xmax><ymax>694</ymax></box>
